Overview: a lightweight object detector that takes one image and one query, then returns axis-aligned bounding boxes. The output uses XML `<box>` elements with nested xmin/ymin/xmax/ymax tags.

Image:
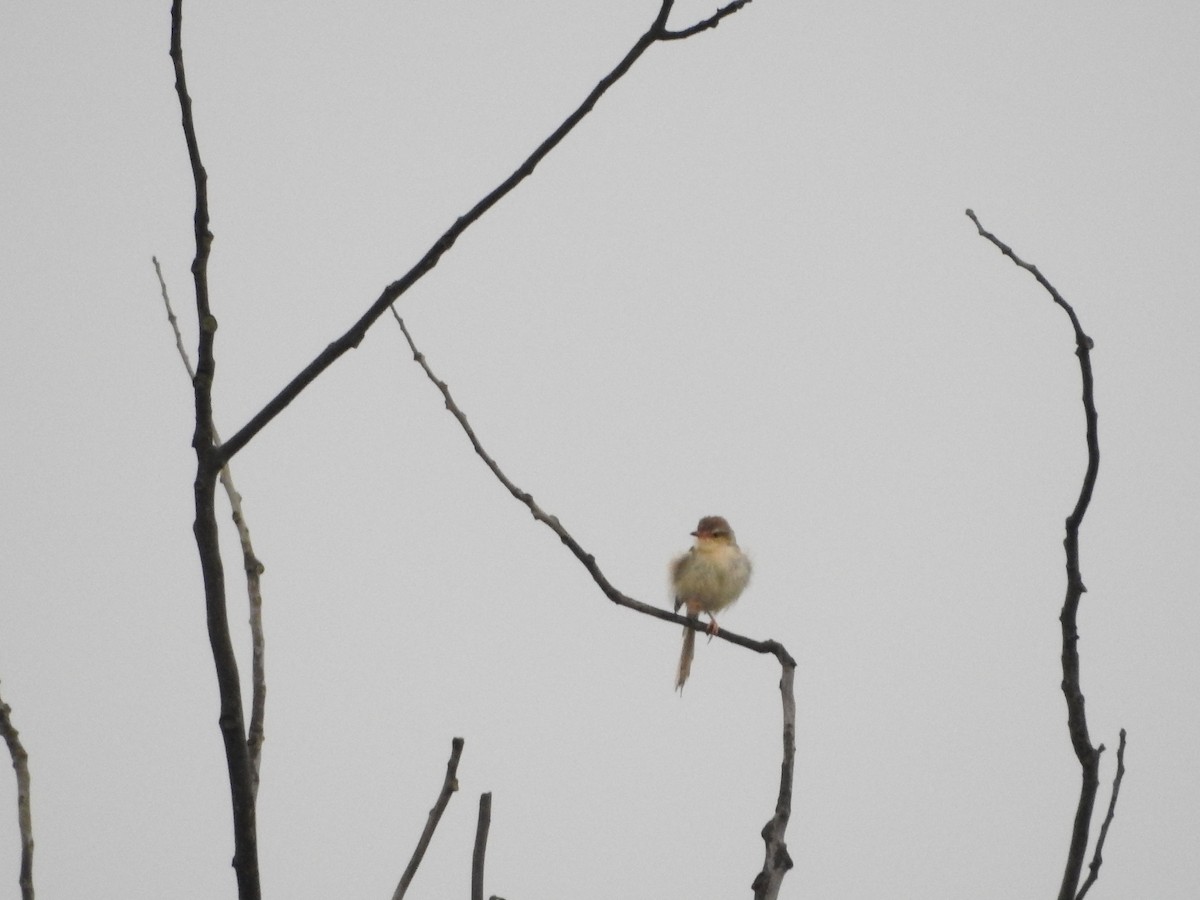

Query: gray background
<box><xmin>2</xmin><ymin>1</ymin><xmax>1198</xmax><ymax>898</ymax></box>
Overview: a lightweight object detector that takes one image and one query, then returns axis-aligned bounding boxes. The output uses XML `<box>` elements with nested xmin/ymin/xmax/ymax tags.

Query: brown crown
<box><xmin>691</xmin><ymin>515</ymin><xmax>734</xmax><ymax>539</ymax></box>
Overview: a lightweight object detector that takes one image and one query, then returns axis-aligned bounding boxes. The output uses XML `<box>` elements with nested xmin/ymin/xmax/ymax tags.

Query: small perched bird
<box><xmin>671</xmin><ymin>515</ymin><xmax>752</xmax><ymax>691</ymax></box>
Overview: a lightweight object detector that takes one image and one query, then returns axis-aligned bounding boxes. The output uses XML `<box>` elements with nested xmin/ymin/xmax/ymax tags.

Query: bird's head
<box><xmin>691</xmin><ymin>515</ymin><xmax>736</xmax><ymax>544</ymax></box>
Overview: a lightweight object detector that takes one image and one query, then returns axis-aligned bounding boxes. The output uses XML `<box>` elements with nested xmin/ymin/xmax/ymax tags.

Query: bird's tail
<box><xmin>675</xmin><ymin>619</ymin><xmax>697</xmax><ymax>692</ymax></box>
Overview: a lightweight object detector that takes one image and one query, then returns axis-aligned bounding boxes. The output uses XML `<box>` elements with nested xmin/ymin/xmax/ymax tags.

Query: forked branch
<box><xmin>216</xmin><ymin>0</ymin><xmax>756</xmax><ymax>465</ymax></box>
<box><xmin>966</xmin><ymin>210</ymin><xmax>1125</xmax><ymax>900</ymax></box>
<box><xmin>1078</xmin><ymin>729</ymin><xmax>1127</xmax><ymax>900</ymax></box>
<box><xmin>169</xmin><ymin>3</ymin><xmax>259</xmax><ymax>898</ymax></box>
<box><xmin>167</xmin><ymin>2</ymin><xmax>759</xmax><ymax>896</ymax></box>
<box><xmin>659</xmin><ymin>0</ymin><xmax>754</xmax><ymax>39</ymax></box>
<box><xmin>152</xmin><ymin>257</ymin><xmax>268</xmax><ymax>799</ymax></box>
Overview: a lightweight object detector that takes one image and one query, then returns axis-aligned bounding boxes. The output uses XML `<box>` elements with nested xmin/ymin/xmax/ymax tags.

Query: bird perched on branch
<box><xmin>671</xmin><ymin>515</ymin><xmax>752</xmax><ymax>691</ymax></box>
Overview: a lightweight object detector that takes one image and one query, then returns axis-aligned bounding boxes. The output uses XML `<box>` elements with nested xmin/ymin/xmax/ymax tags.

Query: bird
<box><xmin>670</xmin><ymin>515</ymin><xmax>752</xmax><ymax>691</ymax></box>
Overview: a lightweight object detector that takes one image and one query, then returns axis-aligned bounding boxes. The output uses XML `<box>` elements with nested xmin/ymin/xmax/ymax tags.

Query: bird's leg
<box><xmin>706</xmin><ymin>614</ymin><xmax>720</xmax><ymax>642</ymax></box>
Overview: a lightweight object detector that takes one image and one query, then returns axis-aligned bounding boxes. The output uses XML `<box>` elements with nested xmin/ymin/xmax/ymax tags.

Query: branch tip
<box><xmin>392</xmin><ymin>738</ymin><xmax>467</xmax><ymax>900</ymax></box>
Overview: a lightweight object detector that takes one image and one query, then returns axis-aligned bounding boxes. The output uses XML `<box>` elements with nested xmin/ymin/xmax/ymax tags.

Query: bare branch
<box><xmin>472</xmin><ymin>793</ymin><xmax>493</xmax><ymax>900</ymax></box>
<box><xmin>0</xmin><ymin>683</ymin><xmax>33</xmax><ymax>900</ymax></box>
<box><xmin>169</xmin><ymin>3</ymin><xmax>259</xmax><ymax>897</ymax></box>
<box><xmin>393</xmin><ymin>314</ymin><xmax>791</xmax><ymax>665</ymax></box>
<box><xmin>237</xmin><ymin>496</ymin><xmax>268</xmax><ymax>800</ymax></box>
<box><xmin>392</xmin><ymin>738</ymin><xmax>466</xmax><ymax>900</ymax></box>
<box><xmin>658</xmin><ymin>0</ymin><xmax>755</xmax><ymax>40</ymax></box>
<box><xmin>152</xmin><ymin>256</ymin><xmax>196</xmax><ymax>380</ymax></box>
<box><xmin>752</xmin><ymin>660</ymin><xmax>796</xmax><ymax>899</ymax></box>
<box><xmin>165</xmin><ymin>1</ymin><xmax>763</xmax><ymax>894</ymax></box>
<box><xmin>966</xmin><ymin>210</ymin><xmax>1123</xmax><ymax>900</ymax></box>
<box><xmin>218</xmin><ymin>0</ymin><xmax>757</xmax><ymax>465</ymax></box>
<box><xmin>153</xmin><ymin>257</ymin><xmax>269</xmax><ymax>799</ymax></box>
<box><xmin>394</xmin><ymin>312</ymin><xmax>796</xmax><ymax>892</ymax></box>
<box><xmin>1076</xmin><ymin>729</ymin><xmax>1128</xmax><ymax>900</ymax></box>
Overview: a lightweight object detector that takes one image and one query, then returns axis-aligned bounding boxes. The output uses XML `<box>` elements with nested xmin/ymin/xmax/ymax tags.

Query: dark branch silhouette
<box><xmin>1078</xmin><ymin>729</ymin><xmax>1127</xmax><ymax>899</ymax></box>
<box><xmin>660</xmin><ymin>0</ymin><xmax>754</xmax><ymax>39</ymax></box>
<box><xmin>966</xmin><ymin>209</ymin><xmax>1125</xmax><ymax>900</ymax></box>
<box><xmin>169</xmin><ymin>3</ymin><xmax>259</xmax><ymax>898</ymax></box>
<box><xmin>166</xmin><ymin>1</ymin><xmax>756</xmax><ymax>895</ymax></box>
<box><xmin>471</xmin><ymin>792</ymin><xmax>493</xmax><ymax>900</ymax></box>
<box><xmin>394</xmin><ymin>311</ymin><xmax>796</xmax><ymax>896</ymax></box>
<box><xmin>393</xmin><ymin>738</ymin><xmax>466</xmax><ymax>900</ymax></box>
<box><xmin>752</xmin><ymin>661</ymin><xmax>796</xmax><ymax>900</ymax></box>
<box><xmin>0</xmin><ymin>683</ymin><xmax>33</xmax><ymax>900</ymax></box>
<box><xmin>153</xmin><ymin>257</ymin><xmax>268</xmax><ymax>799</ymax></box>
<box><xmin>216</xmin><ymin>0</ymin><xmax>756</xmax><ymax>465</ymax></box>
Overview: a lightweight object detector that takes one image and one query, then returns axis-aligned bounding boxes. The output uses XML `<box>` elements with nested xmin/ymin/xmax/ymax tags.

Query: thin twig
<box><xmin>236</xmin><ymin>495</ymin><xmax>268</xmax><ymax>800</ymax></box>
<box><xmin>169</xmin><ymin>3</ymin><xmax>259</xmax><ymax>898</ymax></box>
<box><xmin>966</xmin><ymin>210</ymin><xmax>1124</xmax><ymax>900</ymax></box>
<box><xmin>394</xmin><ymin>312</ymin><xmax>796</xmax><ymax>893</ymax></box>
<box><xmin>153</xmin><ymin>256</ymin><xmax>196</xmax><ymax>381</ymax></box>
<box><xmin>659</xmin><ymin>0</ymin><xmax>754</xmax><ymax>39</ymax></box>
<box><xmin>1076</xmin><ymin>729</ymin><xmax>1128</xmax><ymax>900</ymax></box>
<box><xmin>471</xmin><ymin>793</ymin><xmax>493</xmax><ymax>900</ymax></box>
<box><xmin>217</xmin><ymin>0</ymin><xmax>755</xmax><ymax>465</ymax></box>
<box><xmin>0</xmin><ymin>683</ymin><xmax>33</xmax><ymax>900</ymax></box>
<box><xmin>392</xmin><ymin>738</ymin><xmax>466</xmax><ymax>900</ymax></box>
<box><xmin>153</xmin><ymin>257</ymin><xmax>269</xmax><ymax>798</ymax></box>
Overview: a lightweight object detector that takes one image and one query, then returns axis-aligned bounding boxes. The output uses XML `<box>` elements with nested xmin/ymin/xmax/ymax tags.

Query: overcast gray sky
<box><xmin>2</xmin><ymin>2</ymin><xmax>1198</xmax><ymax>898</ymax></box>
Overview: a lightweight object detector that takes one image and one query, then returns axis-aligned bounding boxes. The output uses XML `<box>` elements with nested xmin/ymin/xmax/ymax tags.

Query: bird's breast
<box><xmin>672</xmin><ymin>544</ymin><xmax>751</xmax><ymax>613</ymax></box>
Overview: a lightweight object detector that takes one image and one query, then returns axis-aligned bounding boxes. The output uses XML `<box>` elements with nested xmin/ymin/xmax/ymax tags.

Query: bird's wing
<box><xmin>670</xmin><ymin>550</ymin><xmax>693</xmax><ymax>612</ymax></box>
